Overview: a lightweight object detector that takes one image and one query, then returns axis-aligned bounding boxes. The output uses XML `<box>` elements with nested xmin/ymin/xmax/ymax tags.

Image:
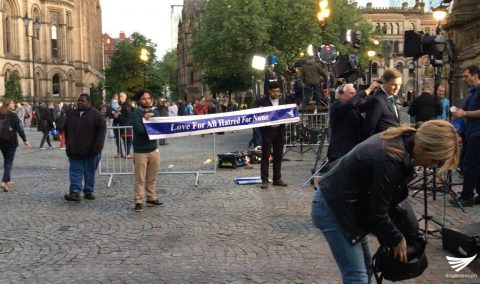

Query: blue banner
<box><xmin>143</xmin><ymin>104</ymin><xmax>300</xmax><ymax>139</ymax></box>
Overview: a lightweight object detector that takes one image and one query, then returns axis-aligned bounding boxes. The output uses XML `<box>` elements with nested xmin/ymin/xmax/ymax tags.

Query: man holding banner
<box><xmin>132</xmin><ymin>89</ymin><xmax>164</xmax><ymax>212</ymax></box>
<box><xmin>256</xmin><ymin>81</ymin><xmax>288</xmax><ymax>189</ymax></box>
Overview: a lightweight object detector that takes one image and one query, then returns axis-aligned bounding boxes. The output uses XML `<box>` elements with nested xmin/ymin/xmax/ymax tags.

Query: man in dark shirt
<box><xmin>451</xmin><ymin>65</ymin><xmax>480</xmax><ymax>206</ymax></box>
<box><xmin>327</xmin><ymin>82</ymin><xmax>379</xmax><ymax>162</ymax></box>
<box><xmin>64</xmin><ymin>94</ymin><xmax>106</xmax><ymax>201</ymax></box>
<box><xmin>407</xmin><ymin>84</ymin><xmax>442</xmax><ymax>124</ymax></box>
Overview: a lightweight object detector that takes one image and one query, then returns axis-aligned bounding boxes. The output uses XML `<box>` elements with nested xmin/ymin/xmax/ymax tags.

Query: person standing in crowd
<box><xmin>23</xmin><ymin>102</ymin><xmax>32</xmax><ymax>129</ymax></box>
<box><xmin>64</xmin><ymin>94</ymin><xmax>106</xmax><ymax>201</ymax></box>
<box><xmin>256</xmin><ymin>81</ymin><xmax>287</xmax><ymax>189</ymax></box>
<box><xmin>407</xmin><ymin>84</ymin><xmax>442</xmax><ymax>124</ymax></box>
<box><xmin>168</xmin><ymin>101</ymin><xmax>178</xmax><ymax>116</ymax></box>
<box><xmin>436</xmin><ymin>84</ymin><xmax>450</xmax><ymax>120</ymax></box>
<box><xmin>15</xmin><ymin>103</ymin><xmax>26</xmax><ymax>129</ymax></box>
<box><xmin>113</xmin><ymin>92</ymin><xmax>133</xmax><ymax>159</ymax></box>
<box><xmin>132</xmin><ymin>89</ymin><xmax>164</xmax><ymax>212</ymax></box>
<box><xmin>194</xmin><ymin>96</ymin><xmax>208</xmax><ymax>115</ymax></box>
<box><xmin>0</xmin><ymin>99</ymin><xmax>31</xmax><ymax>192</ymax></box>
<box><xmin>264</xmin><ymin>65</ymin><xmax>277</xmax><ymax>96</ymax></box>
<box><xmin>186</xmin><ymin>101</ymin><xmax>194</xmax><ymax>115</ymax></box>
<box><xmin>39</xmin><ymin>104</ymin><xmax>54</xmax><ymax>150</ymax></box>
<box><xmin>327</xmin><ymin>82</ymin><xmax>378</xmax><ymax>162</ymax></box>
<box><xmin>362</xmin><ymin>69</ymin><xmax>402</xmax><ymax>138</ymax></box>
<box><xmin>177</xmin><ymin>99</ymin><xmax>187</xmax><ymax>116</ymax></box>
<box><xmin>301</xmin><ymin>56</ymin><xmax>327</xmax><ymax>105</ymax></box>
<box><xmin>312</xmin><ymin>120</ymin><xmax>459</xmax><ymax>283</ymax></box>
<box><xmin>55</xmin><ymin>109</ymin><xmax>67</xmax><ymax>149</ymax></box>
<box><xmin>451</xmin><ymin>65</ymin><xmax>480</xmax><ymax>206</ymax></box>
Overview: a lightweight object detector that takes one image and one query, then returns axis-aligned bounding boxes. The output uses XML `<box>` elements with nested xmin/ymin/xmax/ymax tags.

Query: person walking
<box><xmin>39</xmin><ymin>105</ymin><xmax>54</xmax><ymax>150</ymax></box>
<box><xmin>0</xmin><ymin>99</ymin><xmax>31</xmax><ymax>192</ymax></box>
<box><xmin>311</xmin><ymin>120</ymin><xmax>459</xmax><ymax>283</ymax></box>
<box><xmin>132</xmin><ymin>89</ymin><xmax>164</xmax><ymax>212</ymax></box>
<box><xmin>64</xmin><ymin>94</ymin><xmax>106</xmax><ymax>201</ymax></box>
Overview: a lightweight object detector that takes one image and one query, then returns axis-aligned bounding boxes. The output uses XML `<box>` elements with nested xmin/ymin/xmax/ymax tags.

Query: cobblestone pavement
<box><xmin>0</xmin><ymin>128</ymin><xmax>479</xmax><ymax>283</ymax></box>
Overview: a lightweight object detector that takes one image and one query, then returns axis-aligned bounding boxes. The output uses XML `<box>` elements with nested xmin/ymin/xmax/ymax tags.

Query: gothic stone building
<box><xmin>359</xmin><ymin>1</ymin><xmax>441</xmax><ymax>96</ymax></box>
<box><xmin>1</xmin><ymin>0</ymin><xmax>103</xmax><ymax>102</ymax></box>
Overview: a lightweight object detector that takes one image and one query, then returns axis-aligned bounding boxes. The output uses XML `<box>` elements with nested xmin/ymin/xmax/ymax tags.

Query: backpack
<box><xmin>0</xmin><ymin>114</ymin><xmax>12</xmax><ymax>142</ymax></box>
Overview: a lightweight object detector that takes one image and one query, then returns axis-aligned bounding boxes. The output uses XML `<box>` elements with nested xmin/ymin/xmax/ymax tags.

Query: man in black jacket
<box><xmin>362</xmin><ymin>69</ymin><xmax>403</xmax><ymax>138</ymax></box>
<box><xmin>64</xmin><ymin>94</ymin><xmax>106</xmax><ymax>201</ymax></box>
<box><xmin>408</xmin><ymin>84</ymin><xmax>442</xmax><ymax>124</ymax></box>
<box><xmin>327</xmin><ymin>82</ymin><xmax>379</xmax><ymax>162</ymax></box>
<box><xmin>255</xmin><ymin>81</ymin><xmax>287</xmax><ymax>189</ymax></box>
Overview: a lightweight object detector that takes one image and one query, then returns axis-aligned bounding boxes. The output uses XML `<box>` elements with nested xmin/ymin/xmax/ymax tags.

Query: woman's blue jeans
<box><xmin>311</xmin><ymin>189</ymin><xmax>372</xmax><ymax>284</ymax></box>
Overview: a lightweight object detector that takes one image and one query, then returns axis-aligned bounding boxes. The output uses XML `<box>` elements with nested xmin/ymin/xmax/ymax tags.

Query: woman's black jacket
<box><xmin>319</xmin><ymin>132</ymin><xmax>415</xmax><ymax>247</ymax></box>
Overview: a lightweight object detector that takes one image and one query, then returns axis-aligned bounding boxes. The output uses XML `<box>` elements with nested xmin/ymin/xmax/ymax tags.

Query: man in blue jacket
<box><xmin>64</xmin><ymin>94</ymin><xmax>106</xmax><ymax>201</ymax></box>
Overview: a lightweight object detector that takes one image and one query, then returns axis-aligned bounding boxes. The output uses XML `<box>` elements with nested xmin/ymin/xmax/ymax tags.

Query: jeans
<box><xmin>69</xmin><ymin>154</ymin><xmax>101</xmax><ymax>194</ymax></box>
<box><xmin>461</xmin><ymin>136</ymin><xmax>480</xmax><ymax>199</ymax></box>
<box><xmin>311</xmin><ymin>189</ymin><xmax>372</xmax><ymax>284</ymax></box>
<box><xmin>1</xmin><ymin>146</ymin><xmax>16</xmax><ymax>182</ymax></box>
<box><xmin>39</xmin><ymin>130</ymin><xmax>52</xmax><ymax>148</ymax></box>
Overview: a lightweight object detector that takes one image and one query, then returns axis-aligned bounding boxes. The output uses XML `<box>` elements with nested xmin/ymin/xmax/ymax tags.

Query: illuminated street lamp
<box><xmin>317</xmin><ymin>0</ymin><xmax>330</xmax><ymax>31</ymax></box>
<box><xmin>432</xmin><ymin>5</ymin><xmax>448</xmax><ymax>34</ymax></box>
<box><xmin>367</xmin><ymin>50</ymin><xmax>376</xmax><ymax>84</ymax></box>
<box><xmin>138</xmin><ymin>47</ymin><xmax>151</xmax><ymax>87</ymax></box>
<box><xmin>23</xmin><ymin>14</ymin><xmax>41</xmax><ymax>102</ymax></box>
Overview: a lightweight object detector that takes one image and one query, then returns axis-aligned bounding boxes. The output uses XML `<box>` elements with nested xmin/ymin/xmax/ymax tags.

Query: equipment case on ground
<box><xmin>441</xmin><ymin>223</ymin><xmax>480</xmax><ymax>257</ymax></box>
<box><xmin>217</xmin><ymin>152</ymin><xmax>245</xmax><ymax>168</ymax></box>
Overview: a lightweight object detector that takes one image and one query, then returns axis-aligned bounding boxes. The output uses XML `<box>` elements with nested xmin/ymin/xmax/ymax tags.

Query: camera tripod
<box><xmin>409</xmin><ymin>167</ymin><xmax>464</xmax><ymax>239</ymax></box>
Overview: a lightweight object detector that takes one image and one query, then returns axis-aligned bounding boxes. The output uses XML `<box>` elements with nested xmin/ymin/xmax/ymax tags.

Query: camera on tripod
<box><xmin>403</xmin><ymin>30</ymin><xmax>457</xmax><ymax>67</ymax></box>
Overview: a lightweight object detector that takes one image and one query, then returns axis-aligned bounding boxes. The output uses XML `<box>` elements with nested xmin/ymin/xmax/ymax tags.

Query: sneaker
<box><xmin>146</xmin><ymin>199</ymin><xmax>164</xmax><ymax>206</ymax></box>
<box><xmin>114</xmin><ymin>154</ymin><xmax>122</xmax><ymax>158</ymax></box>
<box><xmin>84</xmin><ymin>193</ymin><xmax>95</xmax><ymax>200</ymax></box>
<box><xmin>449</xmin><ymin>196</ymin><xmax>475</xmax><ymax>207</ymax></box>
<box><xmin>125</xmin><ymin>154</ymin><xmax>133</xmax><ymax>159</ymax></box>
<box><xmin>64</xmin><ymin>192</ymin><xmax>81</xmax><ymax>202</ymax></box>
<box><xmin>60</xmin><ymin>147</ymin><xmax>66</xmax><ymax>150</ymax></box>
<box><xmin>39</xmin><ymin>147</ymin><xmax>46</xmax><ymax>150</ymax></box>
<box><xmin>48</xmin><ymin>145</ymin><xmax>55</xmax><ymax>149</ymax></box>
<box><xmin>134</xmin><ymin>203</ymin><xmax>143</xmax><ymax>212</ymax></box>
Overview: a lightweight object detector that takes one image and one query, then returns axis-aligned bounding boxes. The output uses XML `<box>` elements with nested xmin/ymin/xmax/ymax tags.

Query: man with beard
<box><xmin>132</xmin><ymin>89</ymin><xmax>164</xmax><ymax>212</ymax></box>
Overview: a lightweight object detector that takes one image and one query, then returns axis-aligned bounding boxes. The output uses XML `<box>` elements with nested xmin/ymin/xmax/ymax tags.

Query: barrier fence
<box><xmin>284</xmin><ymin>113</ymin><xmax>329</xmax><ymax>155</ymax></box>
<box><xmin>99</xmin><ymin>126</ymin><xmax>216</xmax><ymax>187</ymax></box>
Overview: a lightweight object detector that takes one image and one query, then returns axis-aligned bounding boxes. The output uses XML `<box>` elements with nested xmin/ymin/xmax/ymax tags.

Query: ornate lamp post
<box><xmin>23</xmin><ymin>14</ymin><xmax>41</xmax><ymax>102</ymax></box>
<box><xmin>138</xmin><ymin>47</ymin><xmax>151</xmax><ymax>88</ymax></box>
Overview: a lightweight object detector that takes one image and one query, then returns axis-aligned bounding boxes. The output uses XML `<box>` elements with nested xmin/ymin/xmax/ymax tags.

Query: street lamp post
<box><xmin>317</xmin><ymin>0</ymin><xmax>330</xmax><ymax>34</ymax></box>
<box><xmin>367</xmin><ymin>50</ymin><xmax>376</xmax><ymax>84</ymax></box>
<box><xmin>138</xmin><ymin>47</ymin><xmax>151</xmax><ymax>88</ymax></box>
<box><xmin>23</xmin><ymin>15</ymin><xmax>41</xmax><ymax>102</ymax></box>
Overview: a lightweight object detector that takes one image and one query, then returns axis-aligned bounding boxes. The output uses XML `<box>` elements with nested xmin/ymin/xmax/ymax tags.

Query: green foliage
<box><xmin>104</xmin><ymin>32</ymin><xmax>160</xmax><ymax>99</ymax></box>
<box><xmin>4</xmin><ymin>72</ymin><xmax>23</xmax><ymax>102</ymax></box>
<box><xmin>157</xmin><ymin>50</ymin><xmax>179</xmax><ymax>101</ymax></box>
<box><xmin>89</xmin><ymin>81</ymin><xmax>104</xmax><ymax>108</ymax></box>
<box><xmin>191</xmin><ymin>0</ymin><xmax>374</xmax><ymax>93</ymax></box>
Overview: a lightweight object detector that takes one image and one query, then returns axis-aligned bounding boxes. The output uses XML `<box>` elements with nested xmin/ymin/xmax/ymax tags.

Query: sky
<box><xmin>101</xmin><ymin>0</ymin><xmax>183</xmax><ymax>59</ymax></box>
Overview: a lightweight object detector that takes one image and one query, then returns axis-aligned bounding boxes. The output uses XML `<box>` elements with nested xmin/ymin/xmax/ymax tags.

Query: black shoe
<box><xmin>449</xmin><ymin>196</ymin><xmax>475</xmax><ymax>207</ymax></box>
<box><xmin>84</xmin><ymin>193</ymin><xmax>95</xmax><ymax>200</ymax></box>
<box><xmin>64</xmin><ymin>192</ymin><xmax>81</xmax><ymax>202</ymax></box>
<box><xmin>272</xmin><ymin>179</ymin><xmax>288</xmax><ymax>186</ymax></box>
<box><xmin>134</xmin><ymin>203</ymin><xmax>143</xmax><ymax>212</ymax></box>
<box><xmin>146</xmin><ymin>199</ymin><xmax>164</xmax><ymax>206</ymax></box>
<box><xmin>261</xmin><ymin>180</ymin><xmax>268</xmax><ymax>189</ymax></box>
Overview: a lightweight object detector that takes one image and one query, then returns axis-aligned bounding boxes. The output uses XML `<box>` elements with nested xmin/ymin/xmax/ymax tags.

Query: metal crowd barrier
<box><xmin>99</xmin><ymin>125</ymin><xmax>217</xmax><ymax>187</ymax></box>
<box><xmin>284</xmin><ymin>113</ymin><xmax>329</xmax><ymax>155</ymax></box>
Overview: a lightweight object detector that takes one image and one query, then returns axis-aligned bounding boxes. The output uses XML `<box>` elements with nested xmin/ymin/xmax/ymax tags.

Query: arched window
<box><xmin>372</xmin><ymin>62</ymin><xmax>378</xmax><ymax>76</ymax></box>
<box><xmin>2</xmin><ymin>2</ymin><xmax>12</xmax><ymax>55</ymax></box>
<box><xmin>51</xmin><ymin>25</ymin><xmax>58</xmax><ymax>58</ymax></box>
<box><xmin>4</xmin><ymin>70</ymin><xmax>11</xmax><ymax>86</ymax></box>
<box><xmin>396</xmin><ymin>62</ymin><xmax>404</xmax><ymax>73</ymax></box>
<box><xmin>69</xmin><ymin>73</ymin><xmax>75</xmax><ymax>98</ymax></box>
<box><xmin>52</xmin><ymin>74</ymin><xmax>61</xmax><ymax>95</ymax></box>
<box><xmin>396</xmin><ymin>23</ymin><xmax>400</xmax><ymax>35</ymax></box>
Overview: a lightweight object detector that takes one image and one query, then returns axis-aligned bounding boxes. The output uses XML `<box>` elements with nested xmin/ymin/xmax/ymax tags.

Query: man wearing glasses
<box><xmin>362</xmin><ymin>69</ymin><xmax>403</xmax><ymax>138</ymax></box>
